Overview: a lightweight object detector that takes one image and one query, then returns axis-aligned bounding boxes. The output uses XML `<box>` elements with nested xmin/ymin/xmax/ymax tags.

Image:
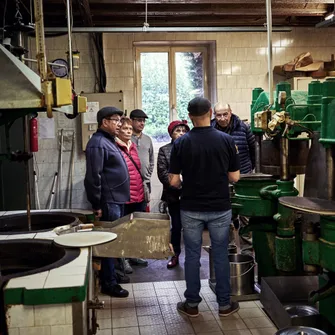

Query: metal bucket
<box><xmin>228</xmin><ymin>244</ymin><xmax>237</xmax><ymax>254</ymax></box>
<box><xmin>230</xmin><ymin>254</ymin><xmax>255</xmax><ymax>296</ymax></box>
<box><xmin>206</xmin><ymin>244</ymin><xmax>238</xmax><ymax>281</ymax></box>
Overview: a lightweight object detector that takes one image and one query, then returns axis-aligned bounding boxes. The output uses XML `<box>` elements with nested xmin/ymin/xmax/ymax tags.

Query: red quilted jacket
<box><xmin>116</xmin><ymin>138</ymin><xmax>144</xmax><ymax>203</ymax></box>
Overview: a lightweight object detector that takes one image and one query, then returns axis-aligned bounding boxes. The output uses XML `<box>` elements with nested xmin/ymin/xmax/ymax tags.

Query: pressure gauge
<box><xmin>50</xmin><ymin>58</ymin><xmax>69</xmax><ymax>78</ymax></box>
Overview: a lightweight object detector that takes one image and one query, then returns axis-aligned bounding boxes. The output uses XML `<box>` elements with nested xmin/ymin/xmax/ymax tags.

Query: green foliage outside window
<box><xmin>141</xmin><ymin>52</ymin><xmax>204</xmax><ymax>141</ymax></box>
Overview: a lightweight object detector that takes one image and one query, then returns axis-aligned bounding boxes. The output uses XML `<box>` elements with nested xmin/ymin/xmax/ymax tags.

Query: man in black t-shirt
<box><xmin>169</xmin><ymin>97</ymin><xmax>240</xmax><ymax>318</ymax></box>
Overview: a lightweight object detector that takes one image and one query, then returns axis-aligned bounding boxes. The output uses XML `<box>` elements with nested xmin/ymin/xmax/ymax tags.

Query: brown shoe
<box><xmin>167</xmin><ymin>255</ymin><xmax>179</xmax><ymax>269</ymax></box>
<box><xmin>219</xmin><ymin>301</ymin><xmax>240</xmax><ymax>317</ymax></box>
<box><xmin>177</xmin><ymin>301</ymin><xmax>199</xmax><ymax>317</ymax></box>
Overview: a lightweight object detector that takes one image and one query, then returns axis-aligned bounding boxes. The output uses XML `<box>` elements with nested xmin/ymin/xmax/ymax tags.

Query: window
<box><xmin>135</xmin><ymin>46</ymin><xmax>209</xmax><ymax>142</ymax></box>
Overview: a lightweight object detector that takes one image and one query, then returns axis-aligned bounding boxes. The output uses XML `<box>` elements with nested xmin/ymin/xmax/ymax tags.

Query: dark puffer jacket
<box><xmin>157</xmin><ymin>141</ymin><xmax>181</xmax><ymax>204</ymax></box>
<box><xmin>84</xmin><ymin>129</ymin><xmax>130</xmax><ymax>209</ymax></box>
<box><xmin>211</xmin><ymin>114</ymin><xmax>255</xmax><ymax>174</ymax></box>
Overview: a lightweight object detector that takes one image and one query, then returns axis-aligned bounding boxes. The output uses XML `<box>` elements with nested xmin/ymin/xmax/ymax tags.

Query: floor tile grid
<box><xmin>99</xmin><ymin>281</ymin><xmax>277</xmax><ymax>335</ymax></box>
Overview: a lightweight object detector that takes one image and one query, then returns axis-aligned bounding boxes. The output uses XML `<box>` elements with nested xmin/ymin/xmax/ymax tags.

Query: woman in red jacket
<box><xmin>116</xmin><ymin>117</ymin><xmax>147</xmax><ymax>274</ymax></box>
<box><xmin>116</xmin><ymin>116</ymin><xmax>146</xmax><ymax>214</ymax></box>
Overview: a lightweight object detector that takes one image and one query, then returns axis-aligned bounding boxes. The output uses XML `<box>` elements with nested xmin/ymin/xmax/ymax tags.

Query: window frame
<box><xmin>135</xmin><ymin>45</ymin><xmax>211</xmax><ymax>123</ymax></box>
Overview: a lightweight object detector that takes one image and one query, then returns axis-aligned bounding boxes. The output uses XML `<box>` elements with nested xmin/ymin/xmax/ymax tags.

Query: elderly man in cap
<box><xmin>84</xmin><ymin>106</ymin><xmax>129</xmax><ymax>298</ymax></box>
<box><xmin>128</xmin><ymin>109</ymin><xmax>154</xmax><ymax>267</ymax></box>
<box><xmin>130</xmin><ymin>109</ymin><xmax>154</xmax><ymax>196</ymax></box>
<box><xmin>169</xmin><ymin>97</ymin><xmax>241</xmax><ymax>318</ymax></box>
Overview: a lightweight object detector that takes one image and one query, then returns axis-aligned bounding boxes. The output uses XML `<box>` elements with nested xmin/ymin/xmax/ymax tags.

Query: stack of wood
<box><xmin>274</xmin><ymin>52</ymin><xmax>335</xmax><ymax>79</ymax></box>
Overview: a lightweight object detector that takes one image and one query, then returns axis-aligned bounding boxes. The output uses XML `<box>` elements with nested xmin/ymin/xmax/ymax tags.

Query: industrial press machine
<box><xmin>231</xmin><ymin>78</ymin><xmax>335</xmax><ymax>332</ymax></box>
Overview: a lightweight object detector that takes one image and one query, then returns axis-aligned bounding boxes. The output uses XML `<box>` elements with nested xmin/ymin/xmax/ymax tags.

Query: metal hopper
<box><xmin>0</xmin><ymin>44</ymin><xmax>43</xmax><ymax>110</ymax></box>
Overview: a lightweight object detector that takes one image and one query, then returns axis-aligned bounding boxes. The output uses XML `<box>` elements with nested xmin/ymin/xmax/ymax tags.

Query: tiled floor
<box><xmin>96</xmin><ymin>280</ymin><xmax>277</xmax><ymax>335</ymax></box>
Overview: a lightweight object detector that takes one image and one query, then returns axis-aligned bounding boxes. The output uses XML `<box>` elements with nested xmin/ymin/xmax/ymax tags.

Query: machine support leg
<box><xmin>326</xmin><ymin>146</ymin><xmax>334</xmax><ymax>200</ymax></box>
<box><xmin>280</xmin><ymin>137</ymin><xmax>289</xmax><ymax>181</ymax></box>
<box><xmin>255</xmin><ymin>135</ymin><xmax>262</xmax><ymax>173</ymax></box>
<box><xmin>23</xmin><ymin>116</ymin><xmax>32</xmax><ymax>231</ymax></box>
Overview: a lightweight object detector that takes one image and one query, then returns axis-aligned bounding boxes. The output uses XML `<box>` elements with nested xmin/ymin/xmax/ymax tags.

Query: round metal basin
<box><xmin>0</xmin><ymin>239</ymin><xmax>80</xmax><ymax>281</ymax></box>
<box><xmin>0</xmin><ymin>239</ymin><xmax>80</xmax><ymax>335</ymax></box>
<box><xmin>284</xmin><ymin>305</ymin><xmax>319</xmax><ymax>318</ymax></box>
<box><xmin>275</xmin><ymin>326</ymin><xmax>327</xmax><ymax>335</ymax></box>
<box><xmin>0</xmin><ymin>213</ymin><xmax>85</xmax><ymax>234</ymax></box>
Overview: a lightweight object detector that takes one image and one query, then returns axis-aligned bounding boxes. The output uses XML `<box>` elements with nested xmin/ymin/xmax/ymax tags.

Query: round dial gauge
<box><xmin>50</xmin><ymin>58</ymin><xmax>69</xmax><ymax>78</ymax></box>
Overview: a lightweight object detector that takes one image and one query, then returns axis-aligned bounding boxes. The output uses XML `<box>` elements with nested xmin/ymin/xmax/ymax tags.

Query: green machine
<box><xmin>232</xmin><ymin>79</ymin><xmax>335</xmax><ymax>332</ymax></box>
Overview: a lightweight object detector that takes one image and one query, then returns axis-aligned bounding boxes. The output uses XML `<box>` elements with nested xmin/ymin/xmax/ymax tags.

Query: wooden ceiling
<box><xmin>1</xmin><ymin>0</ymin><xmax>335</xmax><ymax>28</ymax></box>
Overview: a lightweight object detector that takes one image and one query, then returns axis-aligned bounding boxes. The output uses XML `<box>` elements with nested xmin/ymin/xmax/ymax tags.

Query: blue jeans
<box><xmin>124</xmin><ymin>201</ymin><xmax>146</xmax><ymax>215</ymax></box>
<box><xmin>169</xmin><ymin>202</ymin><xmax>182</xmax><ymax>255</ymax></box>
<box><xmin>100</xmin><ymin>203</ymin><xmax>124</xmax><ymax>288</ymax></box>
<box><xmin>181</xmin><ymin>209</ymin><xmax>232</xmax><ymax>307</ymax></box>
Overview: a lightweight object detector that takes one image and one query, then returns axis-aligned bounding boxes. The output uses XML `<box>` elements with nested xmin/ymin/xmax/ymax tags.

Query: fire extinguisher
<box><xmin>30</xmin><ymin>117</ymin><xmax>38</xmax><ymax>152</ymax></box>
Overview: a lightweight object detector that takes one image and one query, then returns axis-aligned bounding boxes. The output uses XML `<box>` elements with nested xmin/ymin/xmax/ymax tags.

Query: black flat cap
<box><xmin>187</xmin><ymin>97</ymin><xmax>212</xmax><ymax>116</ymax></box>
<box><xmin>97</xmin><ymin>106</ymin><xmax>123</xmax><ymax>124</ymax></box>
<box><xmin>130</xmin><ymin>109</ymin><xmax>148</xmax><ymax>119</ymax></box>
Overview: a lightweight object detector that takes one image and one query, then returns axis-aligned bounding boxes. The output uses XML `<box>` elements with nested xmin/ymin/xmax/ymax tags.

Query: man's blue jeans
<box><xmin>181</xmin><ymin>209</ymin><xmax>232</xmax><ymax>307</ymax></box>
<box><xmin>100</xmin><ymin>203</ymin><xmax>124</xmax><ymax>288</ymax></box>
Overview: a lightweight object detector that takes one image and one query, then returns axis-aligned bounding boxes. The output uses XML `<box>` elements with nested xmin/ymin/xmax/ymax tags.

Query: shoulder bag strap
<box><xmin>125</xmin><ymin>152</ymin><xmax>144</xmax><ymax>181</ymax></box>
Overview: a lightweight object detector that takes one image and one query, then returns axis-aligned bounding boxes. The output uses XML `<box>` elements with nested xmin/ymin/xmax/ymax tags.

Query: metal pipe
<box><xmin>326</xmin><ymin>147</ymin><xmax>334</xmax><ymax>200</ymax></box>
<box><xmin>22</xmin><ymin>57</ymin><xmax>68</xmax><ymax>68</ymax></box>
<box><xmin>34</xmin><ymin>171</ymin><xmax>41</xmax><ymax>210</ymax></box>
<box><xmin>13</xmin><ymin>31</ymin><xmax>24</xmax><ymax>62</ymax></box>
<box><xmin>255</xmin><ymin>135</ymin><xmax>262</xmax><ymax>173</ymax></box>
<box><xmin>58</xmin><ymin>129</ymin><xmax>64</xmax><ymax>208</ymax></box>
<box><xmin>69</xmin><ymin>131</ymin><xmax>75</xmax><ymax>209</ymax></box>
<box><xmin>23</xmin><ymin>116</ymin><xmax>32</xmax><ymax>231</ymax></box>
<box><xmin>66</xmin><ymin>0</ymin><xmax>74</xmax><ymax>84</ymax></box>
<box><xmin>266</xmin><ymin>0</ymin><xmax>274</xmax><ymax>106</ymax></box>
<box><xmin>44</xmin><ymin>26</ymin><xmax>292</xmax><ymax>33</ymax></box>
<box><xmin>280</xmin><ymin>137</ymin><xmax>289</xmax><ymax>181</ymax></box>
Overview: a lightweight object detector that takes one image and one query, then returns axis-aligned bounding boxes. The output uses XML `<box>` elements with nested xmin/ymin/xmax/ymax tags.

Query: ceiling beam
<box><xmin>40</xmin><ymin>0</ymin><xmax>335</xmax><ymax>3</ymax></box>
<box><xmin>45</xmin><ymin>8</ymin><xmax>328</xmax><ymax>17</ymax></box>
<box><xmin>43</xmin><ymin>16</ymin><xmax>320</xmax><ymax>27</ymax></box>
<box><xmin>45</xmin><ymin>26</ymin><xmax>294</xmax><ymax>32</ymax></box>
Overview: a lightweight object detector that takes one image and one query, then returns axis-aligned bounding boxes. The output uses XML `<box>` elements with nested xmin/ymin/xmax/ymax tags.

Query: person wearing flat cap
<box><xmin>168</xmin><ymin>97</ymin><xmax>241</xmax><ymax>318</ymax></box>
<box><xmin>157</xmin><ymin>120</ymin><xmax>190</xmax><ymax>269</ymax></box>
<box><xmin>130</xmin><ymin>109</ymin><xmax>154</xmax><ymax>207</ymax></box>
<box><xmin>84</xmin><ymin>106</ymin><xmax>129</xmax><ymax>299</ymax></box>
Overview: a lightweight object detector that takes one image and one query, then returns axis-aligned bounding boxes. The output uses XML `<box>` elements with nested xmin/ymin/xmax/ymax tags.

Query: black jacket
<box><xmin>157</xmin><ymin>141</ymin><xmax>181</xmax><ymax>204</ymax></box>
<box><xmin>84</xmin><ymin>129</ymin><xmax>130</xmax><ymax>210</ymax></box>
<box><xmin>211</xmin><ymin>114</ymin><xmax>255</xmax><ymax>174</ymax></box>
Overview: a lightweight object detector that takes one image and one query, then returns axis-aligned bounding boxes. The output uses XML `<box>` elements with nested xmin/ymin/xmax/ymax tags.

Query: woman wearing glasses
<box><xmin>115</xmin><ymin>116</ymin><xmax>148</xmax><ymax>274</ymax></box>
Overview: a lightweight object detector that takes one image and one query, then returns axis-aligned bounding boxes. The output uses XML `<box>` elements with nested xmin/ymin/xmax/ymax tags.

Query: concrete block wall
<box><xmin>103</xmin><ymin>28</ymin><xmax>335</xmax><ymax>121</ymax></box>
<box><xmin>28</xmin><ymin>34</ymin><xmax>96</xmax><ymax>210</ymax></box>
<box><xmin>29</xmin><ymin>28</ymin><xmax>334</xmax><ymax>210</ymax></box>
